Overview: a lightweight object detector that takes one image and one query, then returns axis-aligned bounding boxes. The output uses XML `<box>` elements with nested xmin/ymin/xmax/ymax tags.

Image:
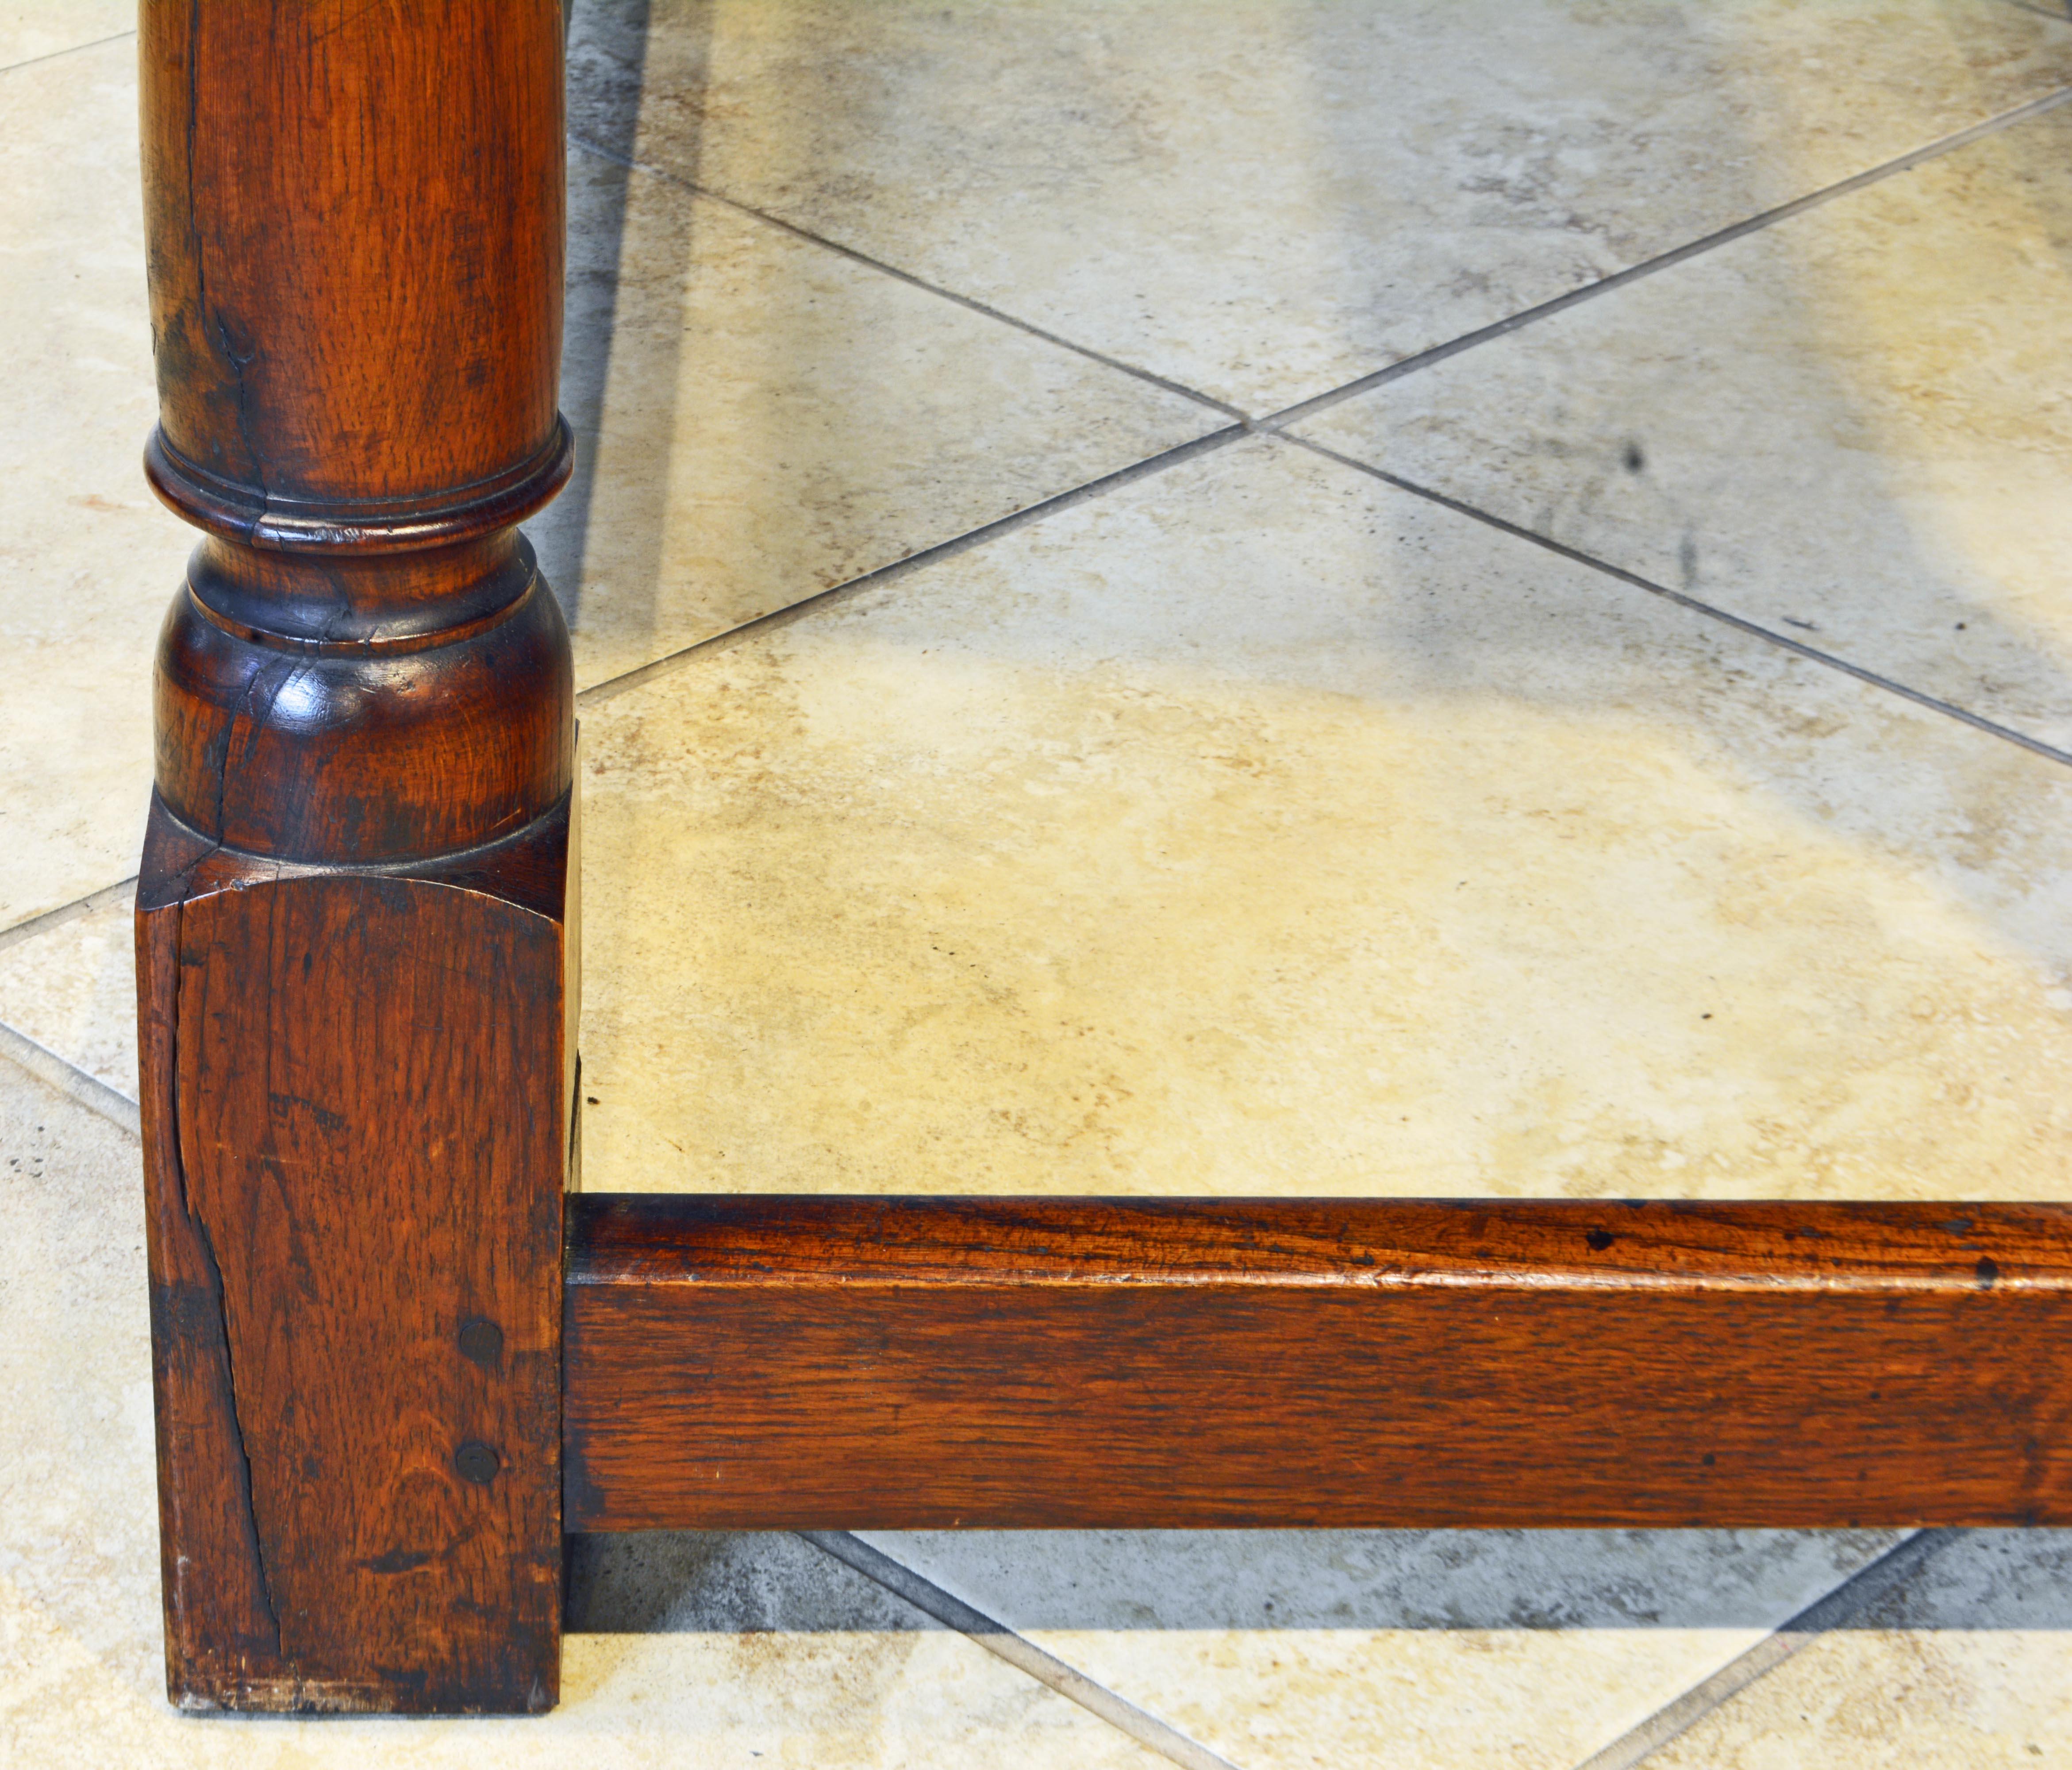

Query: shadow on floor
<box><xmin>568</xmin><ymin>1528</ymin><xmax>2072</xmax><ymax>1635</ymax></box>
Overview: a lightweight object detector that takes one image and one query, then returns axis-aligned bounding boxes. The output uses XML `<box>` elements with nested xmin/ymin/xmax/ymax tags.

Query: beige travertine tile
<box><xmin>576</xmin><ymin>435</ymin><xmax>2072</xmax><ymax>1199</ymax></box>
<box><xmin>1643</xmin><ymin>1531</ymin><xmax>2072</xmax><ymax>1769</ymax></box>
<box><xmin>570</xmin><ymin>0</ymin><xmax>2072</xmax><ymax>413</ymax></box>
<box><xmin>860</xmin><ymin>1528</ymin><xmax>1906</xmax><ymax>1770</ymax></box>
<box><xmin>0</xmin><ymin>40</ymin><xmax>188</xmax><ymax>934</ymax></box>
<box><xmin>0</xmin><ymin>886</ymin><xmax>136</xmax><ymax>1102</ymax></box>
<box><xmin>20</xmin><ymin>436</ymin><xmax>2072</xmax><ymax>1204</ymax></box>
<box><xmin>1299</xmin><ymin>101</ymin><xmax>2072</xmax><ymax>754</ymax></box>
<box><xmin>534</xmin><ymin>142</ymin><xmax>1226</xmax><ymax>690</ymax></box>
<box><xmin>0</xmin><ymin>1059</ymin><xmax>1171</xmax><ymax>1767</ymax></box>
<box><xmin>0</xmin><ymin>135</ymin><xmax>1225</xmax><ymax>1067</ymax></box>
<box><xmin>0</xmin><ymin>35</ymin><xmax>1215</xmax><ymax>932</ymax></box>
<box><xmin>0</xmin><ymin>1</ymin><xmax>130</xmax><ymax>70</ymax></box>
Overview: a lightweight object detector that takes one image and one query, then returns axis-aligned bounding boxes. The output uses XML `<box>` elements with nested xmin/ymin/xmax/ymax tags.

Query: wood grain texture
<box><xmin>150</xmin><ymin>534</ymin><xmax>574</xmax><ymax>866</ymax></box>
<box><xmin>139</xmin><ymin>0</ymin><xmax>568</xmax><ymax>543</ymax></box>
<box><xmin>138</xmin><ymin>0</ymin><xmax>575</xmax><ymax>868</ymax></box>
<box><xmin>565</xmin><ymin>1197</ymin><xmax>2072</xmax><ymax>1531</ymax></box>
<box><xmin>134</xmin><ymin>0</ymin><xmax>576</xmax><ymax>1714</ymax></box>
<box><xmin>139</xmin><ymin>799</ymin><xmax>574</xmax><ymax>1712</ymax></box>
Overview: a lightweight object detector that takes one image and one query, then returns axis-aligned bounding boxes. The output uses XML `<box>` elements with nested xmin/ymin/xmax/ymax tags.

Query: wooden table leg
<box><xmin>134</xmin><ymin>1</ymin><xmax>576</xmax><ymax>1714</ymax></box>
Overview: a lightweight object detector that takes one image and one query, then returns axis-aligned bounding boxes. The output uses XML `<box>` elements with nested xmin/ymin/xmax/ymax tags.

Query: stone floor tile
<box><xmin>0</xmin><ymin>37</ymin><xmax>1218</xmax><ymax>938</ymax></box>
<box><xmin>0</xmin><ymin>39</ymin><xmax>190</xmax><ymax>933</ymax></box>
<box><xmin>21</xmin><ymin>435</ymin><xmax>2072</xmax><ymax>1202</ymax></box>
<box><xmin>12</xmin><ymin>9</ymin><xmax>2072</xmax><ymax>1760</ymax></box>
<box><xmin>0</xmin><ymin>1</ymin><xmax>130</xmax><ymax>70</ymax></box>
<box><xmin>1642</xmin><ymin>1530</ymin><xmax>2072</xmax><ymax>1769</ymax></box>
<box><xmin>0</xmin><ymin>1059</ymin><xmax>1169</xmax><ymax>1767</ymax></box>
<box><xmin>534</xmin><ymin>139</ymin><xmax>1226</xmax><ymax>691</ymax></box>
<box><xmin>569</xmin><ymin>0</ymin><xmax>2072</xmax><ymax>413</ymax></box>
<box><xmin>860</xmin><ymin>1527</ymin><xmax>1904</xmax><ymax>1770</ymax></box>
<box><xmin>575</xmin><ymin>435</ymin><xmax>2072</xmax><ymax>1199</ymax></box>
<box><xmin>1298</xmin><ymin>100</ymin><xmax>2072</xmax><ymax>754</ymax></box>
<box><xmin>0</xmin><ymin>886</ymin><xmax>136</xmax><ymax>1103</ymax></box>
<box><xmin>568</xmin><ymin>1530</ymin><xmax>921</xmax><ymax>1634</ymax></box>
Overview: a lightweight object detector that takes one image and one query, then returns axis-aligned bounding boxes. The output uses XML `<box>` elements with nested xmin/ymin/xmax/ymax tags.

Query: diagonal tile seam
<box><xmin>0</xmin><ymin>1019</ymin><xmax>139</xmax><ymax>1138</ymax></box>
<box><xmin>18</xmin><ymin>433</ymin><xmax>2061</xmax><ymax>1145</ymax></box>
<box><xmin>0</xmin><ymin>49</ymin><xmax>2022</xmax><ymax>1755</ymax></box>
<box><xmin>1253</xmin><ymin>81</ymin><xmax>2072</xmax><ymax>434</ymax></box>
<box><xmin>0</xmin><ymin>881</ymin><xmax>142</xmax><ymax>1133</ymax></box>
<box><xmin>575</xmin><ymin>422</ymin><xmax>1247</xmax><ymax>707</ymax></box>
<box><xmin>577</xmin><ymin>82</ymin><xmax>2072</xmax><ymax>442</ymax></box>
<box><xmin>1283</xmin><ymin>432</ymin><xmax>2072</xmax><ymax>773</ymax></box>
<box><xmin>567</xmin><ymin>84</ymin><xmax>2072</xmax><ymax>716</ymax></box>
<box><xmin>20</xmin><ymin>43</ymin><xmax>2067</xmax><ymax>1074</ymax></box>
<box><xmin>0</xmin><ymin>875</ymin><xmax>136</xmax><ymax>958</ymax></box>
<box><xmin>0</xmin><ymin>28</ymin><xmax>135</xmax><ymax>78</ymax></box>
<box><xmin>799</xmin><ymin>1530</ymin><xmax>1246</xmax><ymax>1770</ymax></box>
<box><xmin>3</xmin><ymin>455</ymin><xmax>1256</xmax><ymax>1121</ymax></box>
<box><xmin>567</xmin><ymin>130</ymin><xmax>1250</xmax><ymax>423</ymax></box>
<box><xmin>43</xmin><ymin>17</ymin><xmax>2045</xmax><ymax>440</ymax></box>
<box><xmin>1569</xmin><ymin>1528</ymin><xmax>1964</xmax><ymax>1770</ymax></box>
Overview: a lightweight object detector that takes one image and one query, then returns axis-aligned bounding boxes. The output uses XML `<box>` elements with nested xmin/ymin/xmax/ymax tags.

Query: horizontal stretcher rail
<box><xmin>564</xmin><ymin>1196</ymin><xmax>2072</xmax><ymax>1533</ymax></box>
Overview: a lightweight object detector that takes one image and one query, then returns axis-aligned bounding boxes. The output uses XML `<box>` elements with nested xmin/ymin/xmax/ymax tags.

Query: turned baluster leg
<box><xmin>134</xmin><ymin>1</ymin><xmax>575</xmax><ymax>1714</ymax></box>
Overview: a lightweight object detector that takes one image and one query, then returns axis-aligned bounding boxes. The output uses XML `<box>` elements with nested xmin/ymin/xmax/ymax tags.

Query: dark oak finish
<box><xmin>140</xmin><ymin>1</ymin><xmax>566</xmax><ymax>547</ymax></box>
<box><xmin>138</xmin><ymin>810</ymin><xmax>573</xmax><ymax>1713</ymax></box>
<box><xmin>126</xmin><ymin>0</ymin><xmax>2072</xmax><ymax>1726</ymax></box>
<box><xmin>565</xmin><ymin>1197</ymin><xmax>2072</xmax><ymax>1531</ymax></box>
<box><xmin>135</xmin><ymin>0</ymin><xmax>575</xmax><ymax>1714</ymax></box>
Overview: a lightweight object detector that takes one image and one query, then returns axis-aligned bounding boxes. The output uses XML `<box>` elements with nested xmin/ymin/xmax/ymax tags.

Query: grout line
<box><xmin>575</xmin><ymin>423</ymin><xmax>1247</xmax><ymax>707</ymax></box>
<box><xmin>799</xmin><ymin>1531</ymin><xmax>1244</xmax><ymax>1770</ymax></box>
<box><xmin>0</xmin><ymin>1020</ymin><xmax>140</xmax><ymax>1139</ymax></box>
<box><xmin>567</xmin><ymin>131</ymin><xmax>1249</xmax><ymax>423</ymax></box>
<box><xmin>1570</xmin><ymin>1530</ymin><xmax>1964</xmax><ymax>1770</ymax></box>
<box><xmin>1287</xmin><ymin>434</ymin><xmax>2072</xmax><ymax>771</ymax></box>
<box><xmin>1254</xmin><ymin>83</ymin><xmax>2072</xmax><ymax>432</ymax></box>
<box><xmin>0</xmin><ymin>28</ymin><xmax>135</xmax><ymax>77</ymax></box>
<box><xmin>0</xmin><ymin>879</ymin><xmax>142</xmax><ymax>1136</ymax></box>
<box><xmin>0</xmin><ymin>876</ymin><xmax>138</xmax><ymax>958</ymax></box>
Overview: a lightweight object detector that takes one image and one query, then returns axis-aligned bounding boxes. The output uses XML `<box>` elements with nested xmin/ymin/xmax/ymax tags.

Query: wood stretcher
<box><xmin>131</xmin><ymin>0</ymin><xmax>2072</xmax><ymax>1714</ymax></box>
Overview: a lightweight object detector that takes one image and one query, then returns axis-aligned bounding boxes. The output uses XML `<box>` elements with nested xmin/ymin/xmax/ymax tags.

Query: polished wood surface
<box><xmin>565</xmin><ymin>1197</ymin><xmax>2072</xmax><ymax>1531</ymax></box>
<box><xmin>152</xmin><ymin>530</ymin><xmax>573</xmax><ymax>864</ymax></box>
<box><xmin>124</xmin><ymin>0</ymin><xmax>2072</xmax><ymax>1724</ymax></box>
<box><xmin>139</xmin><ymin>808</ymin><xmax>572</xmax><ymax>1713</ymax></box>
<box><xmin>138</xmin><ymin>0</ymin><xmax>574</xmax><ymax>869</ymax></box>
<box><xmin>135</xmin><ymin>0</ymin><xmax>575</xmax><ymax>1714</ymax></box>
<box><xmin>139</xmin><ymin>0</ymin><xmax>567</xmax><ymax>539</ymax></box>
